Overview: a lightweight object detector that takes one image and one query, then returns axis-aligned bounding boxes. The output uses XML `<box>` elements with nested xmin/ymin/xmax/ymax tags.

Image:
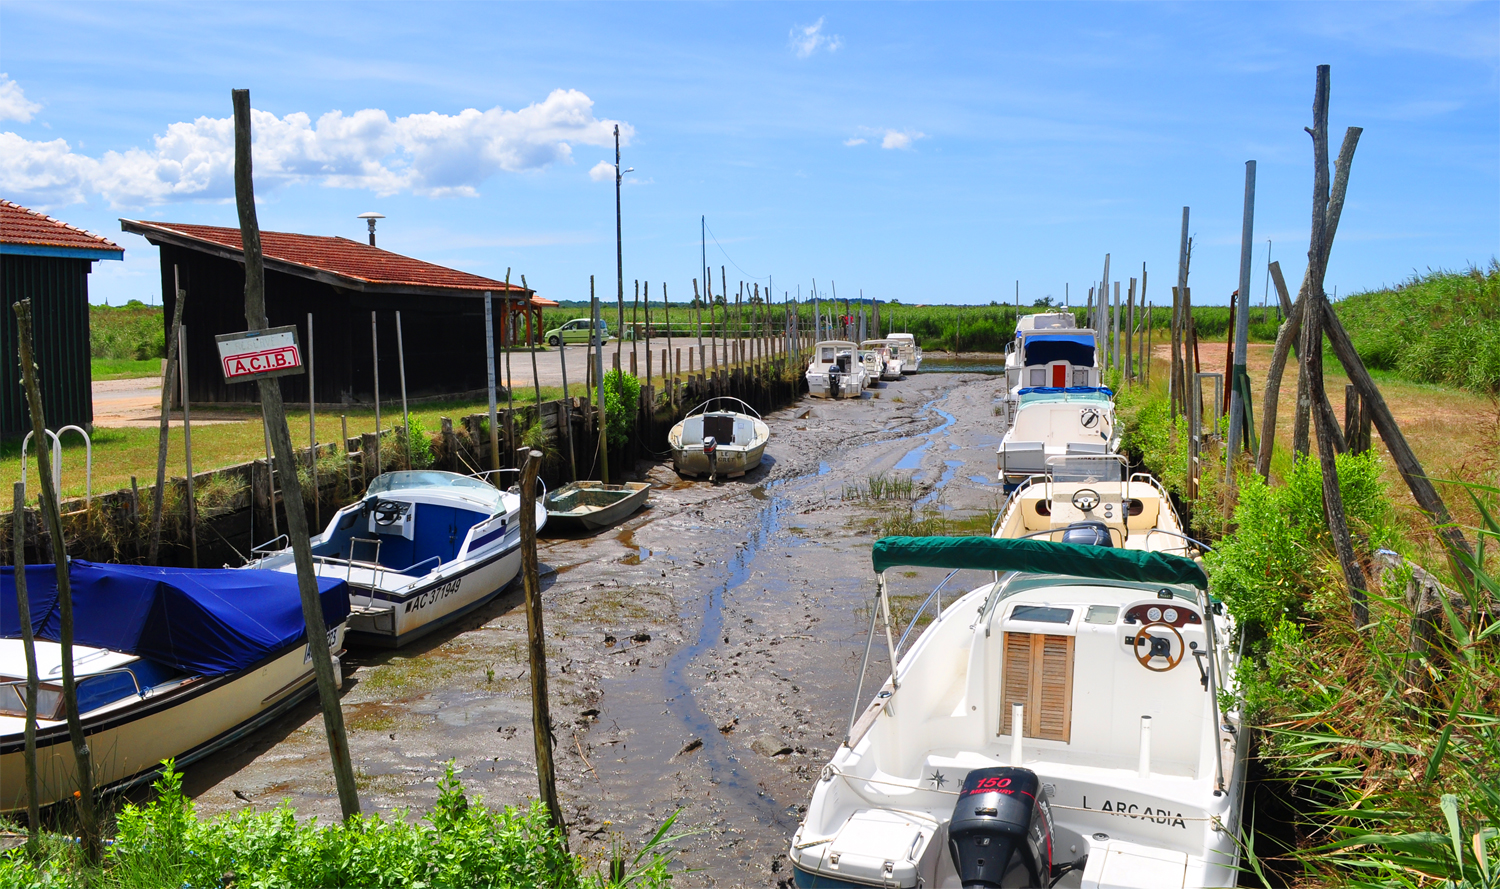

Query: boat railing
<box><xmin>250</xmin><ymin>535</ymin><xmax>289</xmax><ymax>559</ymax></box>
<box><xmin>683</xmin><ymin>395</ymin><xmax>762</xmax><ymax>420</ymax></box>
<box><xmin>472</xmin><ymin>468</ymin><xmax>548</xmax><ymax>502</ymax></box>
<box><xmin>1142</xmin><ymin>528</ymin><xmax>1214</xmax><ymax>557</ymax></box>
<box><xmin>3</xmin><ymin>666</ymin><xmax>147</xmax><ymax>703</ymax></box>
<box><xmin>894</xmin><ymin>569</ymin><xmax>961</xmax><ymax>659</ymax></box>
<box><xmin>992</xmin><ymin>475</ymin><xmax>1041</xmax><ymax>535</ymax></box>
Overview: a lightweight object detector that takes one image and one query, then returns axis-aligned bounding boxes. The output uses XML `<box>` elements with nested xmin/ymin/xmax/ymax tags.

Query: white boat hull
<box><xmin>671</xmin><ymin>441</ymin><xmax>767</xmax><ymax>478</ymax></box>
<box><xmin>0</xmin><ymin>627</ymin><xmax>345</xmax><ymax>811</ymax></box>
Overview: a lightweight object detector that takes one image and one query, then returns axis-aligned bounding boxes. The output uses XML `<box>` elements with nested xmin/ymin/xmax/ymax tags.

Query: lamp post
<box><xmin>357</xmin><ymin>212</ymin><xmax>384</xmax><ymax>246</ymax></box>
<box><xmin>613</xmin><ymin>125</ymin><xmax>633</xmax><ymax>330</ymax></box>
<box><xmin>601</xmin><ymin>126</ymin><xmax>633</xmax><ymax>485</ymax></box>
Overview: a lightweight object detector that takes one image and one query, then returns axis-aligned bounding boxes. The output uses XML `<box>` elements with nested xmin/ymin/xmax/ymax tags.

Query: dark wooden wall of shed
<box><xmin>0</xmin><ymin>254</ymin><xmax>94</xmax><ymax>438</ymax></box>
<box><xmin>157</xmin><ymin>245</ymin><xmax>513</xmax><ymax>407</ymax></box>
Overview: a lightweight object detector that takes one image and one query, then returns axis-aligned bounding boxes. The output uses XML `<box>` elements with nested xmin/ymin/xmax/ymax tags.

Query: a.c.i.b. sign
<box><xmin>215</xmin><ymin>325</ymin><xmax>304</xmax><ymax>382</ymax></box>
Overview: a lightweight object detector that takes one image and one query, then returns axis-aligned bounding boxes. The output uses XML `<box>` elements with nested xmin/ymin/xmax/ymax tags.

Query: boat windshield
<box><xmin>368</xmin><ymin>471</ymin><xmax>495</xmax><ymax>496</ymax></box>
<box><xmin>1049</xmin><ymin>455</ymin><xmax>1125</xmax><ymax>485</ymax></box>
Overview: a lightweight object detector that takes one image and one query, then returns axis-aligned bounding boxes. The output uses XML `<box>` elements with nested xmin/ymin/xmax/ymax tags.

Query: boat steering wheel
<box><xmin>1071</xmin><ymin>488</ymin><xmax>1101</xmax><ymax>511</ymax></box>
<box><xmin>1132</xmin><ymin>621</ymin><xmax>1185</xmax><ymax>672</ymax></box>
<box><xmin>371</xmin><ymin>499</ymin><xmax>408</xmax><ymax>527</ymax></box>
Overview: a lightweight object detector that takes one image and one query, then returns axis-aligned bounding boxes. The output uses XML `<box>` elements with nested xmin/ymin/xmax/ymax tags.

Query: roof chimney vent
<box><xmin>357</xmin><ymin>212</ymin><xmax>385</xmax><ymax>246</ymax></box>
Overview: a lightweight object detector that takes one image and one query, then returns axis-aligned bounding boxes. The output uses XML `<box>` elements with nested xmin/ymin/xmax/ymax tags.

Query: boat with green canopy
<box><xmin>790</xmin><ymin>534</ymin><xmax>1245</xmax><ymax>888</ymax></box>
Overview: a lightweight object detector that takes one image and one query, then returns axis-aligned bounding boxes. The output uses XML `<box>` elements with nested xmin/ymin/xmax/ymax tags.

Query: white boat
<box><xmin>859</xmin><ymin>348</ymin><xmax>884</xmax><ymax>388</ymax></box>
<box><xmin>807</xmin><ymin>341</ymin><xmax>867</xmax><ymax>399</ymax></box>
<box><xmin>862</xmin><ymin>340</ymin><xmax>904</xmax><ymax>381</ymax></box>
<box><xmin>996</xmin><ymin>389</ymin><xmax>1120</xmax><ymax>489</ymax></box>
<box><xmin>887</xmin><ymin>333</ymin><xmax>922</xmax><ymax>371</ymax></box>
<box><xmin>999</xmin><ymin>314</ymin><xmax>1102</xmax><ymax>430</ymax></box>
<box><xmin>791</xmin><ymin>502</ymin><xmax>1243</xmax><ymax>887</ymax></box>
<box><xmin>1</xmin><ymin>562</ymin><xmax>350</xmax><ymax>811</ymax></box>
<box><xmin>668</xmin><ymin>397</ymin><xmax>770</xmax><ymax>481</ymax></box>
<box><xmin>246</xmin><ymin>469</ymin><xmax>545</xmax><ymax>648</ymax></box>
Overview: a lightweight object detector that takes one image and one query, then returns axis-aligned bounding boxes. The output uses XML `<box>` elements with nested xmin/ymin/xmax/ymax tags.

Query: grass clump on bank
<box><xmin>1335</xmin><ymin>263</ymin><xmax>1500</xmax><ymax>396</ymax></box>
<box><xmin>1</xmin><ymin>763</ymin><xmax>680</xmax><ymax>888</ymax></box>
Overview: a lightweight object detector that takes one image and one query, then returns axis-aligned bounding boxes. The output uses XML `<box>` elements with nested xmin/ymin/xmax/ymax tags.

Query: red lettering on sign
<box><xmin>222</xmin><ymin>345</ymin><xmax>301</xmax><ymax>379</ymax></box>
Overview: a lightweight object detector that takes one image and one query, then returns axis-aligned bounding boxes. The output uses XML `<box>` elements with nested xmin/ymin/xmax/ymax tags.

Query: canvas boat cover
<box><xmin>872</xmin><ymin>536</ymin><xmax>1208</xmax><ymax>589</ymax></box>
<box><xmin>1</xmin><ymin>561</ymin><xmax>350</xmax><ymax>677</ymax></box>
<box><xmin>1022</xmin><ymin>333</ymin><xmax>1096</xmax><ymax>367</ymax></box>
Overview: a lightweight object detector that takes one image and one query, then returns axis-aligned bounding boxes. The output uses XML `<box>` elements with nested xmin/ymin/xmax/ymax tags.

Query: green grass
<box><xmin>89</xmin><ymin>301</ymin><xmax>164</xmax><ymax>361</ymax></box>
<box><xmin>90</xmin><ymin>358</ymin><xmax>160</xmax><ymax>380</ymax></box>
<box><xmin>1333</xmin><ymin>262</ymin><xmax>1500</xmax><ymax>395</ymax></box>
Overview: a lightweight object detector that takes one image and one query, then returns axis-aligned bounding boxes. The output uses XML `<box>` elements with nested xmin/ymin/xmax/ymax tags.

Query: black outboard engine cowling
<box><xmin>948</xmin><ymin>767</ymin><xmax>1054</xmax><ymax>888</ymax></box>
<box><xmin>1060</xmin><ymin>520</ymin><xmax>1113</xmax><ymax>548</ymax></box>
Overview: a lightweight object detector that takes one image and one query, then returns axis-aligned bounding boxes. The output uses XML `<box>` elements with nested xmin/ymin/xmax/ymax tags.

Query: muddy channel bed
<box><xmin>182</xmin><ymin>372</ymin><xmax>1013</xmax><ymax>887</ymax></box>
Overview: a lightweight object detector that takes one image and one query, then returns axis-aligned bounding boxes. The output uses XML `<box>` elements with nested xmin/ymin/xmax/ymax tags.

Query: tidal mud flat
<box><xmin>182</xmin><ymin>372</ymin><xmax>1012</xmax><ymax>886</ymax></box>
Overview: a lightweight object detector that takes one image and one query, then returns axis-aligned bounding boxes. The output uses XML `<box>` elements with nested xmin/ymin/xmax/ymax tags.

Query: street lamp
<box><xmin>357</xmin><ymin>212</ymin><xmax>384</xmax><ymax>246</ymax></box>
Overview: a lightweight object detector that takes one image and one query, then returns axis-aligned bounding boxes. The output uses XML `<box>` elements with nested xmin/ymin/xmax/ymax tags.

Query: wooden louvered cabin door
<box><xmin>999</xmin><ymin>632</ymin><xmax>1075</xmax><ymax>743</ymax></box>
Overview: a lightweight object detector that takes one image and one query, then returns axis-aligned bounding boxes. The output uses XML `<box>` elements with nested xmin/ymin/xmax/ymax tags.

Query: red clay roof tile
<box><xmin>1</xmin><ymin>200</ymin><xmax>124</xmax><ymax>253</ymax></box>
<box><xmin>127</xmin><ymin>220</ymin><xmax>524</xmax><ymax>294</ymax></box>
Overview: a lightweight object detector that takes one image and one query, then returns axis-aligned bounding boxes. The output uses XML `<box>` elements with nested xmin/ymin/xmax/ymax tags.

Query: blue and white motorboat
<box><xmin>246</xmin><ymin>469</ymin><xmax>546</xmax><ymax>648</ymax></box>
<box><xmin>1</xmin><ymin>562</ymin><xmax>350</xmax><ymax>811</ymax></box>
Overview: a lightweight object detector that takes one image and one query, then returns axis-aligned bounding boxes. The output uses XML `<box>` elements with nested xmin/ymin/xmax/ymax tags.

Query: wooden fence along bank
<box><xmin>0</xmin><ymin>326</ymin><xmax>820</xmax><ymax>570</ymax></box>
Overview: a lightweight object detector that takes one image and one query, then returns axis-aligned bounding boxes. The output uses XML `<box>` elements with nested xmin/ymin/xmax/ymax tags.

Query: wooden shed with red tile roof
<box><xmin>119</xmin><ymin>219</ymin><xmax>541</xmax><ymax>406</ymax></box>
<box><xmin>1</xmin><ymin>200</ymin><xmax>124</xmax><ymax>437</ymax></box>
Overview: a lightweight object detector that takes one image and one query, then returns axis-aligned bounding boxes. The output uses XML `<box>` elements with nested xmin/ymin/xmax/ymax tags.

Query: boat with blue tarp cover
<box><xmin>1000</xmin><ymin>313</ymin><xmax>1103</xmax><ymax>429</ymax></box>
<box><xmin>245</xmin><ymin>469</ymin><xmax>546</xmax><ymax>648</ymax></box>
<box><xmin>0</xmin><ymin>561</ymin><xmax>349</xmax><ymax>812</ymax></box>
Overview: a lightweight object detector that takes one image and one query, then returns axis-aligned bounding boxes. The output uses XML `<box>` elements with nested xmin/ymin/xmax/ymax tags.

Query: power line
<box><xmin>703</xmin><ymin>220</ymin><xmax>770</xmax><ymax>282</ymax></box>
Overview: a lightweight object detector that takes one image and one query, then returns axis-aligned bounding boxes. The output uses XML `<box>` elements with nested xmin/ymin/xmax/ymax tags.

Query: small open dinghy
<box><xmin>246</xmin><ymin>469</ymin><xmax>545</xmax><ymax>648</ymax></box>
<box><xmin>1</xmin><ymin>562</ymin><xmax>350</xmax><ymax>811</ymax></box>
<box><xmin>791</xmin><ymin>533</ymin><xmax>1243</xmax><ymax>888</ymax></box>
<box><xmin>668</xmin><ymin>397</ymin><xmax>770</xmax><ymax>482</ymax></box>
<box><xmin>544</xmin><ymin>481</ymin><xmax>651</xmax><ymax>533</ymax></box>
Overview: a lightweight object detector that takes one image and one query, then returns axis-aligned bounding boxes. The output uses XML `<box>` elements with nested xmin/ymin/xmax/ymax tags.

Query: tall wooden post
<box><xmin>12</xmin><ymin>482</ymin><xmax>40</xmax><ymax>852</ymax></box>
<box><xmin>1300</xmin><ymin>67</ymin><xmax>1369</xmax><ymax>627</ymax></box>
<box><xmin>1173</xmin><ymin>209</ymin><xmax>1190</xmax><ymax>416</ymax></box>
<box><xmin>517</xmin><ymin>448</ymin><xmax>565</xmax><ymax>840</ymax></box>
<box><xmin>148</xmin><ymin>268</ymin><xmax>186</xmax><ymax>564</ymax></box>
<box><xmin>13</xmin><ymin>300</ymin><xmax>99</xmax><ymax>859</ymax></box>
<box><xmin>484</xmin><ymin>290</ymin><xmax>501</xmax><ymax>475</ymax></box>
<box><xmin>1227</xmin><ymin>160</ymin><xmax>1257</xmax><ymax>471</ymax></box>
<box><xmin>524</xmin><ymin>275</ymin><xmax>542</xmax><ymax>410</ymax></box>
<box><xmin>307</xmin><ymin>312</ymin><xmax>319</xmax><ymax>528</ymax></box>
<box><xmin>593</xmin><ymin>277</ymin><xmax>609</xmax><ymax>484</ymax></box>
<box><xmin>396</xmin><ymin>310</ymin><xmax>411</xmax><ymax>469</ymax></box>
<box><xmin>179</xmin><ymin>321</ymin><xmax>198</xmax><ymax>566</ymax></box>
<box><xmin>233</xmin><ymin>89</ymin><xmax>361</xmax><ymax>819</ymax></box>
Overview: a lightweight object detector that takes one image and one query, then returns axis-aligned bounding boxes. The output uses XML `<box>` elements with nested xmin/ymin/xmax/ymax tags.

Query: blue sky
<box><xmin>2</xmin><ymin>2</ymin><xmax>1496</xmax><ymax>308</ymax></box>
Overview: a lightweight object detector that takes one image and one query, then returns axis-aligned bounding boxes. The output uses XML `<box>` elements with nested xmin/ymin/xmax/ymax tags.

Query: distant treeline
<box><xmin>1334</xmin><ymin>263</ymin><xmax>1499</xmax><ymax>395</ymax></box>
<box><xmin>543</xmin><ymin>298</ymin><xmax>1286</xmax><ymax>354</ymax></box>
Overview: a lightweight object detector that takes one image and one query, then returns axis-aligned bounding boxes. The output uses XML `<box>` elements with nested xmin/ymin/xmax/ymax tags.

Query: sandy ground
<box><xmin>178</xmin><ymin>370</ymin><xmax>1011</xmax><ymax>887</ymax></box>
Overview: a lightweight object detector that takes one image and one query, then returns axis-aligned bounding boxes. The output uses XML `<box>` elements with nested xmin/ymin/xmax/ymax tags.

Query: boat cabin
<box><xmin>995</xmin><ymin>393</ymin><xmax>1118</xmax><ymax>488</ymax></box>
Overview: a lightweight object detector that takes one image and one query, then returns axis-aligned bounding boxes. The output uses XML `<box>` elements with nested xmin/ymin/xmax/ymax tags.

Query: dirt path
<box><xmin>180</xmin><ymin>371</ymin><xmax>1012</xmax><ymax>886</ymax></box>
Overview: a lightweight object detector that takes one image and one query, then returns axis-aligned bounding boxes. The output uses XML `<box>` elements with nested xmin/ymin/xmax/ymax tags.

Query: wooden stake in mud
<box><xmin>12</xmin><ymin>482</ymin><xmax>40</xmax><ymax>852</ymax></box>
<box><xmin>1173</xmin><ymin>209</ymin><xmax>1189</xmax><ymax>416</ymax></box>
<box><xmin>524</xmin><ymin>275</ymin><xmax>542</xmax><ymax>411</ymax></box>
<box><xmin>593</xmin><ymin>276</ymin><xmax>609</xmax><ymax>484</ymax></box>
<box><xmin>307</xmin><ymin>312</ymin><xmax>319</xmax><ymax>528</ymax></box>
<box><xmin>484</xmin><ymin>290</ymin><xmax>501</xmax><ymax>474</ymax></box>
<box><xmin>517</xmin><ymin>446</ymin><xmax>565</xmax><ymax>840</ymax></box>
<box><xmin>179</xmin><ymin>322</ymin><xmax>198</xmax><ymax>566</ymax></box>
<box><xmin>148</xmin><ymin>268</ymin><xmax>186</xmax><ymax>563</ymax></box>
<box><xmin>13</xmin><ymin>299</ymin><xmax>100</xmax><ymax>859</ymax></box>
<box><xmin>396</xmin><ymin>310</ymin><xmax>410</xmax><ymax>470</ymax></box>
<box><xmin>233</xmin><ymin>88</ymin><xmax>361</xmax><ymax>819</ymax></box>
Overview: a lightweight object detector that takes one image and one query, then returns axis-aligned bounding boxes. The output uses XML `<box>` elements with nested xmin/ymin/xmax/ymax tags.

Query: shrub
<box><xmin>602</xmin><ymin>369</ymin><xmax>640</xmax><ymax>448</ymax></box>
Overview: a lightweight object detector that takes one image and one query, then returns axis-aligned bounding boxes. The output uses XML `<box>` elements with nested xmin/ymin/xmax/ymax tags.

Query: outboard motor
<box><xmin>948</xmin><ymin>767</ymin><xmax>1054</xmax><ymax>888</ymax></box>
<box><xmin>702</xmin><ymin>436</ymin><xmax>718</xmax><ymax>484</ymax></box>
<box><xmin>1060</xmin><ymin>520</ymin><xmax>1113</xmax><ymax>548</ymax></box>
<box><xmin>828</xmin><ymin>366</ymin><xmax>843</xmax><ymax>399</ymax></box>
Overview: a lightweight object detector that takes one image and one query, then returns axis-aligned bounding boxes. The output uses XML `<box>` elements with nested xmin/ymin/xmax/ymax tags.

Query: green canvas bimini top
<box><xmin>871</xmin><ymin>536</ymin><xmax>1209</xmax><ymax>590</ymax></box>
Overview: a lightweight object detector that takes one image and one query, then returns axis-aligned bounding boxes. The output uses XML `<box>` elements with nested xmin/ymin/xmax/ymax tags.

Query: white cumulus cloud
<box><xmin>790</xmin><ymin>17</ymin><xmax>842</xmax><ymax>58</ymax></box>
<box><xmin>0</xmin><ymin>88</ymin><xmax>632</xmax><ymax>208</ymax></box>
<box><xmin>0</xmin><ymin>74</ymin><xmax>41</xmax><ymax>123</ymax></box>
<box><xmin>881</xmin><ymin>129</ymin><xmax>923</xmax><ymax>150</ymax></box>
<box><xmin>588</xmin><ymin>160</ymin><xmax>614</xmax><ymax>182</ymax></box>
<box><xmin>843</xmin><ymin>137</ymin><xmax>866</xmax><ymax>147</ymax></box>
